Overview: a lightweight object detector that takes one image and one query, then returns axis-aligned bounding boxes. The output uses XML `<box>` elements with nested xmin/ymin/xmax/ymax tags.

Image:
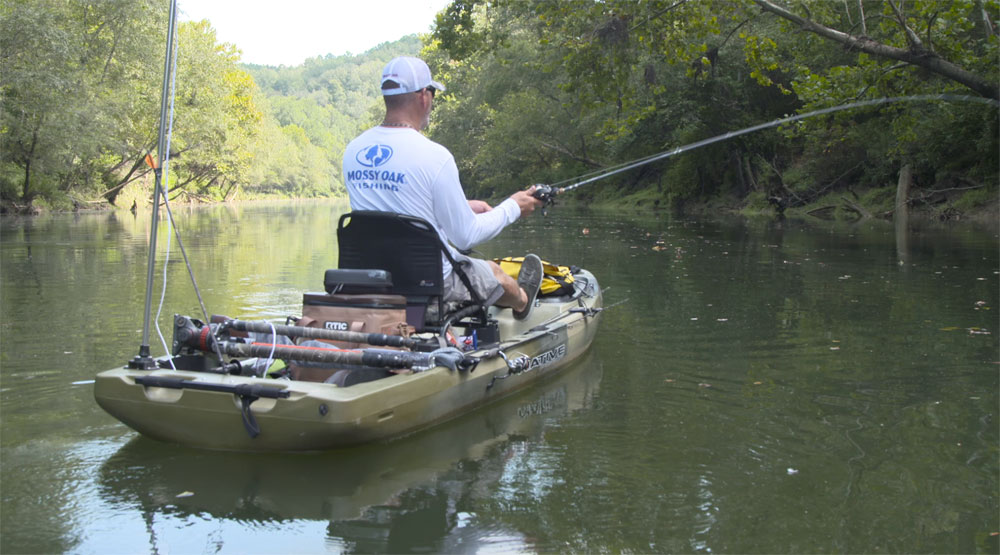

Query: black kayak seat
<box><xmin>334</xmin><ymin>211</ymin><xmax>487</xmax><ymax>329</ymax></box>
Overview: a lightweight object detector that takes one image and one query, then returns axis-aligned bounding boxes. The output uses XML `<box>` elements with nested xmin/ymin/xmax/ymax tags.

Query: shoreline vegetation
<box><xmin>4</xmin><ymin>186</ymin><xmax>996</xmax><ymax>235</ymax></box>
<box><xmin>3</xmin><ymin>2</ymin><xmax>996</xmax><ymax>229</ymax></box>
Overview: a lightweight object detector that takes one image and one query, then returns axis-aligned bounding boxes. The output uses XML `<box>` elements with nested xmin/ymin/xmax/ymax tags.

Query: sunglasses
<box><xmin>423</xmin><ymin>87</ymin><xmax>436</xmax><ymax>99</ymax></box>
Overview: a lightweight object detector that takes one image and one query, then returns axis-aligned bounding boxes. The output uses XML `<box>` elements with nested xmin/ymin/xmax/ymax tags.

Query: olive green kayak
<box><xmin>94</xmin><ymin>269</ymin><xmax>602</xmax><ymax>451</ymax></box>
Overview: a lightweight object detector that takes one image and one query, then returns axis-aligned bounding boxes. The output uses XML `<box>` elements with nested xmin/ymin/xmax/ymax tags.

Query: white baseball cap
<box><xmin>380</xmin><ymin>56</ymin><xmax>446</xmax><ymax>96</ymax></box>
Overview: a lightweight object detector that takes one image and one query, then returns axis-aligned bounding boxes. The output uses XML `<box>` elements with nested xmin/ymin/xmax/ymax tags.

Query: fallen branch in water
<box><xmin>841</xmin><ymin>196</ymin><xmax>872</xmax><ymax>219</ymax></box>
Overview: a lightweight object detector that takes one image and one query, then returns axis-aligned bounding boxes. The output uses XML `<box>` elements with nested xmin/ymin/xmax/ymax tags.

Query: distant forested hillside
<box><xmin>0</xmin><ymin>0</ymin><xmax>419</xmax><ymax>212</ymax></box>
<box><xmin>243</xmin><ymin>36</ymin><xmax>421</xmax><ymax>199</ymax></box>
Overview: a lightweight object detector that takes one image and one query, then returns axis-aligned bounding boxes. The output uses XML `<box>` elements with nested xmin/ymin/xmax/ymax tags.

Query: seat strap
<box><xmin>441</xmin><ymin>249</ymin><xmax>486</xmax><ymax>307</ymax></box>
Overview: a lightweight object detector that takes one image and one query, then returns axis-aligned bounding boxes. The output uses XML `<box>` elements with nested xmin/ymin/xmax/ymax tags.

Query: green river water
<box><xmin>1</xmin><ymin>200</ymin><xmax>997</xmax><ymax>553</ymax></box>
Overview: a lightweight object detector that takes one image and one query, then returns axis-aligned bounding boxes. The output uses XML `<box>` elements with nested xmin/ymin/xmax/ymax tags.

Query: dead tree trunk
<box><xmin>895</xmin><ymin>164</ymin><xmax>912</xmax><ymax>217</ymax></box>
<box><xmin>895</xmin><ymin>164</ymin><xmax>912</xmax><ymax>265</ymax></box>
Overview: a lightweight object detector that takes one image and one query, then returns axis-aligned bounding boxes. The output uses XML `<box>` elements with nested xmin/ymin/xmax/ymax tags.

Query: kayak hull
<box><xmin>94</xmin><ymin>270</ymin><xmax>602</xmax><ymax>451</ymax></box>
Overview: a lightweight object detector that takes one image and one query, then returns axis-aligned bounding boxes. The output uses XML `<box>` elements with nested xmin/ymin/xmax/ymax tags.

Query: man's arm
<box><xmin>468</xmin><ymin>200</ymin><xmax>492</xmax><ymax>214</ymax></box>
<box><xmin>433</xmin><ymin>160</ymin><xmax>531</xmax><ymax>251</ymax></box>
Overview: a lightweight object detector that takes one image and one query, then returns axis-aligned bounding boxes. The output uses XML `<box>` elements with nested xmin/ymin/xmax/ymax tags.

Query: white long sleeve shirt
<box><xmin>342</xmin><ymin>127</ymin><xmax>521</xmax><ymax>276</ymax></box>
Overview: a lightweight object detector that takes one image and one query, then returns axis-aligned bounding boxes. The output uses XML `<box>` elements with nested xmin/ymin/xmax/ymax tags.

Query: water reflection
<box><xmin>91</xmin><ymin>354</ymin><xmax>602</xmax><ymax>553</ymax></box>
<box><xmin>2</xmin><ymin>204</ymin><xmax>997</xmax><ymax>553</ymax></box>
<box><xmin>896</xmin><ymin>207</ymin><xmax>911</xmax><ymax>267</ymax></box>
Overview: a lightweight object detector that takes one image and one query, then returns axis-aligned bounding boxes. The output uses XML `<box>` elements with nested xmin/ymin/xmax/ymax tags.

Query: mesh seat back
<box><xmin>337</xmin><ymin>211</ymin><xmax>444</xmax><ymax>298</ymax></box>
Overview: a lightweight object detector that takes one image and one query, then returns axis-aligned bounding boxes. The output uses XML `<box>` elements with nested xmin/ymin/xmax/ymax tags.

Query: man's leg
<box><xmin>491</xmin><ymin>261</ymin><xmax>528</xmax><ymax>311</ymax></box>
<box><xmin>492</xmin><ymin>254</ymin><xmax>544</xmax><ymax>320</ymax></box>
<box><xmin>446</xmin><ymin>256</ymin><xmax>542</xmax><ymax>319</ymax></box>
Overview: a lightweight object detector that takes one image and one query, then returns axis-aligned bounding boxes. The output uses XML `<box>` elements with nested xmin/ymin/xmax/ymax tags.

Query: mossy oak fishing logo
<box><xmin>529</xmin><ymin>343</ymin><xmax>566</xmax><ymax>370</ymax></box>
<box><xmin>349</xmin><ymin>144</ymin><xmax>407</xmax><ymax>192</ymax></box>
<box><xmin>356</xmin><ymin>144</ymin><xmax>393</xmax><ymax>167</ymax></box>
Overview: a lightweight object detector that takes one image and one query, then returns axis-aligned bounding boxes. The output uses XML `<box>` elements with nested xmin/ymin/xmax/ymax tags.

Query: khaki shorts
<box><xmin>443</xmin><ymin>254</ymin><xmax>505</xmax><ymax>306</ymax></box>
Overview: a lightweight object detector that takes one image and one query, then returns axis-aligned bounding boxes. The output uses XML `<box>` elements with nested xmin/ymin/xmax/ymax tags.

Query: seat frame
<box><xmin>335</xmin><ymin>211</ymin><xmax>491</xmax><ymax>334</ymax></box>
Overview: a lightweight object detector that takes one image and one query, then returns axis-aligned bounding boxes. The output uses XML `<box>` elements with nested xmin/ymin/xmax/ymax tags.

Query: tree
<box><xmin>739</xmin><ymin>0</ymin><xmax>999</xmax><ymax>207</ymax></box>
<box><xmin>751</xmin><ymin>0</ymin><xmax>998</xmax><ymax>101</ymax></box>
<box><xmin>424</xmin><ymin>0</ymin><xmax>996</xmax><ymax>212</ymax></box>
<box><xmin>0</xmin><ymin>0</ymin><xmax>165</xmax><ymax>206</ymax></box>
<box><xmin>165</xmin><ymin>20</ymin><xmax>263</xmax><ymax>200</ymax></box>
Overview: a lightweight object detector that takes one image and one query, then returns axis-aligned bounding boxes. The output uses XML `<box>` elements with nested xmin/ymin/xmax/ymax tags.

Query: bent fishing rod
<box><xmin>529</xmin><ymin>94</ymin><xmax>999</xmax><ymax>209</ymax></box>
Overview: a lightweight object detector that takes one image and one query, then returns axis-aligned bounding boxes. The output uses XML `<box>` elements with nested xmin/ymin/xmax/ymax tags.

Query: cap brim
<box><xmin>380</xmin><ymin>79</ymin><xmax>446</xmax><ymax>96</ymax></box>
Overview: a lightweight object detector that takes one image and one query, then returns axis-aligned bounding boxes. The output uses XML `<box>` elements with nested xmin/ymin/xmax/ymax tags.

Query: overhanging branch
<box><xmin>752</xmin><ymin>0</ymin><xmax>999</xmax><ymax>101</ymax></box>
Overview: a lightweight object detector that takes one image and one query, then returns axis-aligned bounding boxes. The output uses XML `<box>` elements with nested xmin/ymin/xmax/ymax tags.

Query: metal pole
<box><xmin>129</xmin><ymin>0</ymin><xmax>178</xmax><ymax>369</ymax></box>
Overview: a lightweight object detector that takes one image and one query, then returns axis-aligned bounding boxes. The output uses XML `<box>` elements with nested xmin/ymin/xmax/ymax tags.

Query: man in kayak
<box><xmin>342</xmin><ymin>56</ymin><xmax>544</xmax><ymax>320</ymax></box>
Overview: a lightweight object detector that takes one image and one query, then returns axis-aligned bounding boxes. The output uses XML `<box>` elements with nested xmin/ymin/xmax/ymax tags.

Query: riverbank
<box><xmin>581</xmin><ymin>184</ymin><xmax>999</xmax><ymax>233</ymax></box>
<box><xmin>0</xmin><ymin>194</ymin><xmax>347</xmax><ymax>217</ymax></box>
<box><xmin>3</xmin><ymin>185</ymin><xmax>996</xmax><ymax>235</ymax></box>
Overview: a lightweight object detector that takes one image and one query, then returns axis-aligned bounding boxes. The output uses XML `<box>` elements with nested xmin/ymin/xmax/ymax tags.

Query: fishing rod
<box><xmin>218</xmin><ymin>318</ymin><xmax>441</xmax><ymax>352</ymax></box>
<box><xmin>129</xmin><ymin>0</ymin><xmax>223</xmax><ymax>371</ymax></box>
<box><xmin>172</xmin><ymin>316</ymin><xmax>466</xmax><ymax>372</ymax></box>
<box><xmin>530</xmin><ymin>94</ymin><xmax>999</xmax><ymax>208</ymax></box>
<box><xmin>129</xmin><ymin>0</ymin><xmax>179</xmax><ymax>370</ymax></box>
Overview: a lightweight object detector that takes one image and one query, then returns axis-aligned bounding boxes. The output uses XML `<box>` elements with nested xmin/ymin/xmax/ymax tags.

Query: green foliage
<box><xmin>3</xmin><ymin>0</ymin><xmax>995</xmax><ymax>214</ymax></box>
<box><xmin>0</xmin><ymin>1</ymin><xmax>420</xmax><ymax>210</ymax></box>
<box><xmin>424</xmin><ymin>3</ymin><xmax>618</xmax><ymax>199</ymax></box>
<box><xmin>761</xmin><ymin>0</ymin><xmax>999</xmax><ymax>205</ymax></box>
<box><xmin>0</xmin><ymin>0</ymin><xmax>165</xmax><ymax>205</ymax></box>
<box><xmin>418</xmin><ymin>0</ymin><xmax>996</xmax><ymax>215</ymax></box>
<box><xmin>739</xmin><ymin>190</ymin><xmax>772</xmax><ymax>215</ymax></box>
<box><xmin>859</xmin><ymin>186</ymin><xmax>898</xmax><ymax>214</ymax></box>
<box><xmin>953</xmin><ymin>186</ymin><xmax>997</xmax><ymax>211</ymax></box>
<box><xmin>434</xmin><ymin>0</ymin><xmax>488</xmax><ymax>59</ymax></box>
<box><xmin>164</xmin><ymin>21</ymin><xmax>264</xmax><ymax>201</ymax></box>
<box><xmin>244</xmin><ymin>35</ymin><xmax>421</xmax><ymax>198</ymax></box>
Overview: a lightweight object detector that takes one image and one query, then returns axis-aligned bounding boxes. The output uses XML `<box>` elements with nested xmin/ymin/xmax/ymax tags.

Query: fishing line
<box><xmin>546</xmin><ymin>94</ymin><xmax>999</xmax><ymax>194</ymax></box>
